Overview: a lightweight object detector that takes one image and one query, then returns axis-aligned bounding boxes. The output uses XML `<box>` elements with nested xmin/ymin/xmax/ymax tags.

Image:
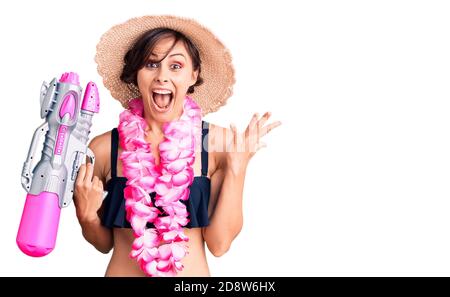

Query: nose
<box><xmin>154</xmin><ymin>67</ymin><xmax>169</xmax><ymax>83</ymax></box>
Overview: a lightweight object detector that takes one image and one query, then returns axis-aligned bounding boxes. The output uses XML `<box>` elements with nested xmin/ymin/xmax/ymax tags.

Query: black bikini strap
<box><xmin>201</xmin><ymin>121</ymin><xmax>209</xmax><ymax>177</ymax></box>
<box><xmin>112</xmin><ymin>125</ymin><xmax>207</xmax><ymax>177</ymax></box>
<box><xmin>110</xmin><ymin>128</ymin><xmax>119</xmax><ymax>178</ymax></box>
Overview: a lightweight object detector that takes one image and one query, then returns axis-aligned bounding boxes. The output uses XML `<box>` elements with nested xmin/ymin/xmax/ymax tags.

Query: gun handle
<box><xmin>16</xmin><ymin>192</ymin><xmax>61</xmax><ymax>257</ymax></box>
<box><xmin>21</xmin><ymin>122</ymin><xmax>49</xmax><ymax>192</ymax></box>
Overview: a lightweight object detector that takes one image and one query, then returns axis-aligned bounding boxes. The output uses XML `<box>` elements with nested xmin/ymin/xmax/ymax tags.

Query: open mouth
<box><xmin>152</xmin><ymin>90</ymin><xmax>174</xmax><ymax>112</ymax></box>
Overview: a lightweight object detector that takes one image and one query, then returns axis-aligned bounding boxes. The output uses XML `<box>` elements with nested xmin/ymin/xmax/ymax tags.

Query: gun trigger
<box><xmin>71</xmin><ymin>151</ymin><xmax>83</xmax><ymax>181</ymax></box>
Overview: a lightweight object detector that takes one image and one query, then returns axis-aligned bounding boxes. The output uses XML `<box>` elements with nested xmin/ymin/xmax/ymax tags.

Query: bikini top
<box><xmin>100</xmin><ymin>121</ymin><xmax>211</xmax><ymax>229</ymax></box>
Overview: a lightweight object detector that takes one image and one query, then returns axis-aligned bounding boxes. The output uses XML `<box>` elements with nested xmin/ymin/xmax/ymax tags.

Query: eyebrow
<box><xmin>150</xmin><ymin>52</ymin><xmax>186</xmax><ymax>59</ymax></box>
<box><xmin>169</xmin><ymin>53</ymin><xmax>186</xmax><ymax>59</ymax></box>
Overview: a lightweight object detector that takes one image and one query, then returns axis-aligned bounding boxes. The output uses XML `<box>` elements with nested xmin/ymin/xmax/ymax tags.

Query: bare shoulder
<box><xmin>88</xmin><ymin>130</ymin><xmax>112</xmax><ymax>184</ymax></box>
<box><xmin>89</xmin><ymin>130</ymin><xmax>111</xmax><ymax>152</ymax></box>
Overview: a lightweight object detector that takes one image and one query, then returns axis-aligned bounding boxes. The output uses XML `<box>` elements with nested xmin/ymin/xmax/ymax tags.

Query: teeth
<box><xmin>156</xmin><ymin>102</ymin><xmax>170</xmax><ymax>109</ymax></box>
<box><xmin>153</xmin><ymin>89</ymin><xmax>172</xmax><ymax>95</ymax></box>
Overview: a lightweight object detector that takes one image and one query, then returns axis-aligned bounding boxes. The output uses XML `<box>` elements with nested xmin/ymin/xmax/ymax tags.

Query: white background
<box><xmin>0</xmin><ymin>0</ymin><xmax>449</xmax><ymax>276</ymax></box>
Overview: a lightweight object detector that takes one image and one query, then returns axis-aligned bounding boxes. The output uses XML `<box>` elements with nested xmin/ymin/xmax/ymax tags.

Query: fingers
<box><xmin>256</xmin><ymin>141</ymin><xmax>267</xmax><ymax>152</ymax></box>
<box><xmin>246</xmin><ymin>113</ymin><xmax>260</xmax><ymax>135</ymax></box>
<box><xmin>76</xmin><ymin>163</ymin><xmax>87</xmax><ymax>184</ymax></box>
<box><xmin>250</xmin><ymin>112</ymin><xmax>259</xmax><ymax>128</ymax></box>
<box><xmin>260</xmin><ymin>121</ymin><xmax>282</xmax><ymax>138</ymax></box>
<box><xmin>229</xmin><ymin>123</ymin><xmax>238</xmax><ymax>151</ymax></box>
<box><xmin>233</xmin><ymin>112</ymin><xmax>281</xmax><ymax>154</ymax></box>
<box><xmin>246</xmin><ymin>111</ymin><xmax>276</xmax><ymax>136</ymax></box>
<box><xmin>92</xmin><ymin>175</ymin><xmax>99</xmax><ymax>188</ymax></box>
<box><xmin>258</xmin><ymin>112</ymin><xmax>271</xmax><ymax>129</ymax></box>
<box><xmin>92</xmin><ymin>175</ymin><xmax>104</xmax><ymax>191</ymax></box>
<box><xmin>76</xmin><ymin>163</ymin><xmax>102</xmax><ymax>188</ymax></box>
<box><xmin>84</xmin><ymin>163</ymin><xmax>94</xmax><ymax>183</ymax></box>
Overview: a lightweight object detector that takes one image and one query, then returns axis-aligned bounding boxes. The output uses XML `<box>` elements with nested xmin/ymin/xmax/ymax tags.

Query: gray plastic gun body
<box><xmin>17</xmin><ymin>72</ymin><xmax>100</xmax><ymax>257</ymax></box>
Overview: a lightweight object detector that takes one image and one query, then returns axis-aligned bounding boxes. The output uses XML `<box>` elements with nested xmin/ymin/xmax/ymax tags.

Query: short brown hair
<box><xmin>120</xmin><ymin>28</ymin><xmax>203</xmax><ymax>94</ymax></box>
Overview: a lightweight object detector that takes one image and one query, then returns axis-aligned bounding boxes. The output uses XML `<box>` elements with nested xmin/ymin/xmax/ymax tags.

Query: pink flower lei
<box><xmin>117</xmin><ymin>96</ymin><xmax>202</xmax><ymax>276</ymax></box>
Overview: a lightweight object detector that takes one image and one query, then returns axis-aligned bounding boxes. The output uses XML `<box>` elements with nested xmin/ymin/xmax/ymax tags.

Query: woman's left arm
<box><xmin>203</xmin><ymin>112</ymin><xmax>281</xmax><ymax>257</ymax></box>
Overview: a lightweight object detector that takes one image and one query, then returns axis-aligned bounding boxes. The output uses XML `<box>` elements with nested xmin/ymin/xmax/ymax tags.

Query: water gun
<box><xmin>17</xmin><ymin>72</ymin><xmax>100</xmax><ymax>257</ymax></box>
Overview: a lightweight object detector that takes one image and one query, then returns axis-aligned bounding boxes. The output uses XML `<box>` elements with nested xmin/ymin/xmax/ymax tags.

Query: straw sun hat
<box><xmin>95</xmin><ymin>15</ymin><xmax>235</xmax><ymax>115</ymax></box>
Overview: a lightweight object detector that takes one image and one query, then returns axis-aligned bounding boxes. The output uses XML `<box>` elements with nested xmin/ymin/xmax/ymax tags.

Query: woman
<box><xmin>73</xmin><ymin>15</ymin><xmax>281</xmax><ymax>277</ymax></box>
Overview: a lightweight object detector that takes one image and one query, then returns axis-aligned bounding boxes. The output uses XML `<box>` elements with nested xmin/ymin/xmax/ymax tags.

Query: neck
<box><xmin>145</xmin><ymin>118</ymin><xmax>164</xmax><ymax>138</ymax></box>
<box><xmin>142</xmin><ymin>96</ymin><xmax>187</xmax><ymax>132</ymax></box>
<box><xmin>143</xmin><ymin>107</ymin><xmax>184</xmax><ymax>138</ymax></box>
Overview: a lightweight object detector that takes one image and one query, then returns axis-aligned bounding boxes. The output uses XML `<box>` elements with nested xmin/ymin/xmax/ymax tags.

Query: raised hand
<box><xmin>226</xmin><ymin>112</ymin><xmax>281</xmax><ymax>174</ymax></box>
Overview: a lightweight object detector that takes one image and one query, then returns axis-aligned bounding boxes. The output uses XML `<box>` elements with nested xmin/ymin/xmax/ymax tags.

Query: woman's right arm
<box><xmin>73</xmin><ymin>133</ymin><xmax>113</xmax><ymax>254</ymax></box>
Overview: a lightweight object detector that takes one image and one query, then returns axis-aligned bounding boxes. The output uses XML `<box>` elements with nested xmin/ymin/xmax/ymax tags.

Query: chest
<box><xmin>114</xmin><ymin>143</ymin><xmax>205</xmax><ymax>179</ymax></box>
<box><xmin>105</xmin><ymin>123</ymin><xmax>219</xmax><ymax>182</ymax></box>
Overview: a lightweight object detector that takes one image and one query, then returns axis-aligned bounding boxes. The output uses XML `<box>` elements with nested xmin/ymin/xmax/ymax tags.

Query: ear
<box><xmin>190</xmin><ymin>69</ymin><xmax>199</xmax><ymax>86</ymax></box>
